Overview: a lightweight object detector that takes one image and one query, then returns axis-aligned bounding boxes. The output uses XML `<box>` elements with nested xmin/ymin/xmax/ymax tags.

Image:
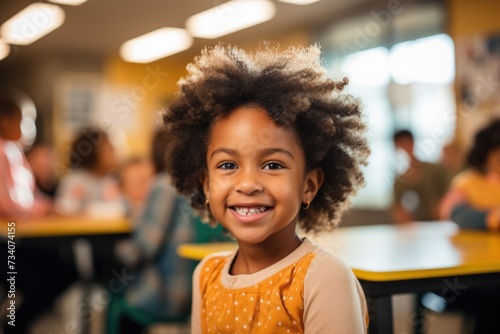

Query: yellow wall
<box><xmin>447</xmin><ymin>0</ymin><xmax>500</xmax><ymax>148</ymax></box>
<box><xmin>104</xmin><ymin>55</ymin><xmax>189</xmax><ymax>157</ymax></box>
<box><xmin>448</xmin><ymin>0</ymin><xmax>500</xmax><ymax>37</ymax></box>
<box><xmin>104</xmin><ymin>29</ymin><xmax>311</xmax><ymax>158</ymax></box>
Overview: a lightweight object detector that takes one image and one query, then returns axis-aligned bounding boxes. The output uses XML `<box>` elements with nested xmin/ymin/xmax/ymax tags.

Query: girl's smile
<box><xmin>229</xmin><ymin>203</ymin><xmax>272</xmax><ymax>224</ymax></box>
<box><xmin>203</xmin><ymin>104</ymin><xmax>323</xmax><ymax>246</ymax></box>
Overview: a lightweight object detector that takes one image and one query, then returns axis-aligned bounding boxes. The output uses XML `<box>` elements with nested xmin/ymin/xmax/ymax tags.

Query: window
<box><xmin>320</xmin><ymin>3</ymin><xmax>455</xmax><ymax>208</ymax></box>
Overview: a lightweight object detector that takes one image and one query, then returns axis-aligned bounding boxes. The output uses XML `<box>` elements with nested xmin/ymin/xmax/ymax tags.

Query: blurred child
<box><xmin>163</xmin><ymin>44</ymin><xmax>369</xmax><ymax>333</ymax></box>
<box><xmin>0</xmin><ymin>96</ymin><xmax>77</xmax><ymax>334</ymax></box>
<box><xmin>0</xmin><ymin>96</ymin><xmax>51</xmax><ymax>217</ymax></box>
<box><xmin>118</xmin><ymin>157</ymin><xmax>154</xmax><ymax>221</ymax></box>
<box><xmin>107</xmin><ymin>128</ymin><xmax>228</xmax><ymax>334</ymax></box>
<box><xmin>26</xmin><ymin>141</ymin><xmax>59</xmax><ymax>198</ymax></box>
<box><xmin>438</xmin><ymin>119</ymin><xmax>500</xmax><ymax>334</ymax></box>
<box><xmin>440</xmin><ymin>119</ymin><xmax>500</xmax><ymax>232</ymax></box>
<box><xmin>55</xmin><ymin>127</ymin><xmax>126</xmax><ymax>217</ymax></box>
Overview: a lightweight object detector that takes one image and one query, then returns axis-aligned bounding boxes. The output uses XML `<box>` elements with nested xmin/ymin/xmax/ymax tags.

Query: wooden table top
<box><xmin>0</xmin><ymin>215</ymin><xmax>131</xmax><ymax>238</ymax></box>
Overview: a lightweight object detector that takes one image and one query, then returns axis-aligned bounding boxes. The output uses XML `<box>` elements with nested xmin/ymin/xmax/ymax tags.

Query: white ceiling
<box><xmin>0</xmin><ymin>0</ymin><xmax>376</xmax><ymax>62</ymax></box>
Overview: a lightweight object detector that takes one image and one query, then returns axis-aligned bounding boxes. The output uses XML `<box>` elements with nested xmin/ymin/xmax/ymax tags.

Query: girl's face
<box><xmin>203</xmin><ymin>105</ymin><xmax>323</xmax><ymax>245</ymax></box>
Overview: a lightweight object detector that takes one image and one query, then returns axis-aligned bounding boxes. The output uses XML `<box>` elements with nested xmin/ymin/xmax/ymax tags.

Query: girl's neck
<box><xmin>230</xmin><ymin>225</ymin><xmax>303</xmax><ymax>275</ymax></box>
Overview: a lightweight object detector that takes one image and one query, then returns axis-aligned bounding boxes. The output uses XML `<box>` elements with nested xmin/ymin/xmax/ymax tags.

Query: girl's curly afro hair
<box><xmin>163</xmin><ymin>43</ymin><xmax>369</xmax><ymax>233</ymax></box>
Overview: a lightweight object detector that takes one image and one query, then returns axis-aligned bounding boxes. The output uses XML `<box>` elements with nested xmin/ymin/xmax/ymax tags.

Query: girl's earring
<box><xmin>302</xmin><ymin>200</ymin><xmax>310</xmax><ymax>210</ymax></box>
<box><xmin>205</xmin><ymin>200</ymin><xmax>210</xmax><ymax>208</ymax></box>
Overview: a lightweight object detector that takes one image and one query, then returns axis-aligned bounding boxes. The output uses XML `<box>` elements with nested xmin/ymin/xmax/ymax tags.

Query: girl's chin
<box><xmin>227</xmin><ymin>229</ymin><xmax>270</xmax><ymax>245</ymax></box>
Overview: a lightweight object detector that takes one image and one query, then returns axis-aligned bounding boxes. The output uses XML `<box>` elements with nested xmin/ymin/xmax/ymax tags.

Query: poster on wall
<box><xmin>456</xmin><ymin>33</ymin><xmax>500</xmax><ymax>146</ymax></box>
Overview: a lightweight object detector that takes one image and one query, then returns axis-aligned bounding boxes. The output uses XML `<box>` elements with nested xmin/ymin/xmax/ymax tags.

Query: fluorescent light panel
<box><xmin>186</xmin><ymin>0</ymin><xmax>276</xmax><ymax>39</ymax></box>
<box><xmin>120</xmin><ymin>28</ymin><xmax>193</xmax><ymax>63</ymax></box>
<box><xmin>0</xmin><ymin>39</ymin><xmax>10</xmax><ymax>61</ymax></box>
<box><xmin>278</xmin><ymin>0</ymin><xmax>322</xmax><ymax>5</ymax></box>
<box><xmin>1</xmin><ymin>3</ymin><xmax>65</xmax><ymax>45</ymax></box>
<box><xmin>48</xmin><ymin>0</ymin><xmax>88</xmax><ymax>5</ymax></box>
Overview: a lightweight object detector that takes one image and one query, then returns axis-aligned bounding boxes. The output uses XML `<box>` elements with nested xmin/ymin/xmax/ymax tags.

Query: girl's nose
<box><xmin>234</xmin><ymin>169</ymin><xmax>263</xmax><ymax>195</ymax></box>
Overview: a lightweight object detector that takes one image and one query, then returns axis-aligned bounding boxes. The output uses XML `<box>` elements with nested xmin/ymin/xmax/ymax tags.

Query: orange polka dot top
<box><xmin>191</xmin><ymin>239</ymin><xmax>368</xmax><ymax>334</ymax></box>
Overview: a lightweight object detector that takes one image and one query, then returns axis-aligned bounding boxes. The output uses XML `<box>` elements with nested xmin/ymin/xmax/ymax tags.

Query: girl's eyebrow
<box><xmin>261</xmin><ymin>148</ymin><xmax>295</xmax><ymax>161</ymax></box>
<box><xmin>210</xmin><ymin>147</ymin><xmax>295</xmax><ymax>161</ymax></box>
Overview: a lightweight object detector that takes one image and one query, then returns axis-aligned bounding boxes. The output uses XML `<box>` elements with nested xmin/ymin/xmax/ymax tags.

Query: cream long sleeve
<box><xmin>191</xmin><ymin>238</ymin><xmax>368</xmax><ymax>333</ymax></box>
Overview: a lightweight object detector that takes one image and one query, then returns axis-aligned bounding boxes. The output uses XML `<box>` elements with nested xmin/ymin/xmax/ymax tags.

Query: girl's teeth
<box><xmin>234</xmin><ymin>207</ymin><xmax>267</xmax><ymax>215</ymax></box>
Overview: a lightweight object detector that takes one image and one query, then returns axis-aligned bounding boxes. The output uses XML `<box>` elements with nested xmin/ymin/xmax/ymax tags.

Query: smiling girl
<box><xmin>163</xmin><ymin>44</ymin><xmax>370</xmax><ymax>333</ymax></box>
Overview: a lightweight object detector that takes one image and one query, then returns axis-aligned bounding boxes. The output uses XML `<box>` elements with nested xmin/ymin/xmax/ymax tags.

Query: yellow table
<box><xmin>178</xmin><ymin>221</ymin><xmax>500</xmax><ymax>334</ymax></box>
<box><xmin>0</xmin><ymin>215</ymin><xmax>132</xmax><ymax>334</ymax></box>
<box><xmin>0</xmin><ymin>215</ymin><xmax>131</xmax><ymax>238</ymax></box>
<box><xmin>177</xmin><ymin>241</ymin><xmax>237</xmax><ymax>260</ymax></box>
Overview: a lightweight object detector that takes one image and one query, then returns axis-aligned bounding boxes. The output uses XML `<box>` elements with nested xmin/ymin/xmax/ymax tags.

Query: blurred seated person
<box><xmin>392</xmin><ymin>130</ymin><xmax>451</xmax><ymax>223</ymax></box>
<box><xmin>0</xmin><ymin>96</ymin><xmax>51</xmax><ymax>217</ymax></box>
<box><xmin>118</xmin><ymin>156</ymin><xmax>154</xmax><ymax>221</ymax></box>
<box><xmin>440</xmin><ymin>119</ymin><xmax>500</xmax><ymax>232</ymax></box>
<box><xmin>0</xmin><ymin>96</ymin><xmax>77</xmax><ymax>333</ymax></box>
<box><xmin>55</xmin><ymin>127</ymin><xmax>126</xmax><ymax>218</ymax></box>
<box><xmin>107</xmin><ymin>128</ymin><xmax>229</xmax><ymax>334</ymax></box>
<box><xmin>439</xmin><ymin>140</ymin><xmax>464</xmax><ymax>178</ymax></box>
<box><xmin>26</xmin><ymin>141</ymin><xmax>59</xmax><ymax>198</ymax></box>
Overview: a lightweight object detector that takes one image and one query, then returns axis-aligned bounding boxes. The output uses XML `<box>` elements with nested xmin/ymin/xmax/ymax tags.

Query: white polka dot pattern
<box><xmin>199</xmin><ymin>252</ymin><xmax>317</xmax><ymax>333</ymax></box>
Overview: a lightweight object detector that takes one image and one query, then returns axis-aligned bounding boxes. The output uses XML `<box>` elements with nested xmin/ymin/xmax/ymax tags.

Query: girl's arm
<box><xmin>304</xmin><ymin>252</ymin><xmax>368</xmax><ymax>333</ymax></box>
<box><xmin>190</xmin><ymin>258</ymin><xmax>203</xmax><ymax>334</ymax></box>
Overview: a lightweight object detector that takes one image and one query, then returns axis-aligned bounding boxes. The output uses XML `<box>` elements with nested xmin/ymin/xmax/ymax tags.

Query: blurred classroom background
<box><xmin>0</xmin><ymin>0</ymin><xmax>499</xmax><ymax>333</ymax></box>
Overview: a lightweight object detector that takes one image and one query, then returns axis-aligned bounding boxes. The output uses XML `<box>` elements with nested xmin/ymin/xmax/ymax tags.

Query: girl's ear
<box><xmin>199</xmin><ymin>171</ymin><xmax>209</xmax><ymax>199</ymax></box>
<box><xmin>303</xmin><ymin>167</ymin><xmax>324</xmax><ymax>202</ymax></box>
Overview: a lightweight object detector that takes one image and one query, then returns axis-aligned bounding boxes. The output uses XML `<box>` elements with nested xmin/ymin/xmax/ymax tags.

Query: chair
<box><xmin>106</xmin><ymin>291</ymin><xmax>189</xmax><ymax>334</ymax></box>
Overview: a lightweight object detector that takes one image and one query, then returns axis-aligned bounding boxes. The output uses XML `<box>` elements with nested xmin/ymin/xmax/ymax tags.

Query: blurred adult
<box><xmin>392</xmin><ymin>130</ymin><xmax>451</xmax><ymax>223</ymax></box>
<box><xmin>0</xmin><ymin>96</ymin><xmax>51</xmax><ymax>217</ymax></box>
<box><xmin>55</xmin><ymin>127</ymin><xmax>126</xmax><ymax>218</ymax></box>
<box><xmin>440</xmin><ymin>119</ymin><xmax>500</xmax><ymax>232</ymax></box>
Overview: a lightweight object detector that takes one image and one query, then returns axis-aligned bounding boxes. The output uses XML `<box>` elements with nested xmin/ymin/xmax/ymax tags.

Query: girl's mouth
<box><xmin>231</xmin><ymin>206</ymin><xmax>269</xmax><ymax>216</ymax></box>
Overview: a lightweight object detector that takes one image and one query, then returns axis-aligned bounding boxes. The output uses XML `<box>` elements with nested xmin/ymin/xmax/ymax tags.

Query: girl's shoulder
<box><xmin>194</xmin><ymin>250</ymin><xmax>235</xmax><ymax>284</ymax></box>
<box><xmin>305</xmin><ymin>241</ymin><xmax>358</xmax><ymax>284</ymax></box>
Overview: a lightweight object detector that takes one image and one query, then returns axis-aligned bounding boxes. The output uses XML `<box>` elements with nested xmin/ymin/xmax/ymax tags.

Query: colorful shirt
<box><xmin>451</xmin><ymin>170</ymin><xmax>500</xmax><ymax>209</ymax></box>
<box><xmin>0</xmin><ymin>138</ymin><xmax>50</xmax><ymax>217</ymax></box>
<box><xmin>117</xmin><ymin>174</ymin><xmax>230</xmax><ymax>319</ymax></box>
<box><xmin>192</xmin><ymin>239</ymin><xmax>368</xmax><ymax>334</ymax></box>
<box><xmin>394</xmin><ymin>162</ymin><xmax>451</xmax><ymax>221</ymax></box>
<box><xmin>55</xmin><ymin>169</ymin><xmax>126</xmax><ymax>217</ymax></box>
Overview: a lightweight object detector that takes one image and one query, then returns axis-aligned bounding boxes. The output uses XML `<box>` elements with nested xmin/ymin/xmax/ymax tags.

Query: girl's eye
<box><xmin>217</xmin><ymin>162</ymin><xmax>237</xmax><ymax>170</ymax></box>
<box><xmin>263</xmin><ymin>162</ymin><xmax>284</xmax><ymax>170</ymax></box>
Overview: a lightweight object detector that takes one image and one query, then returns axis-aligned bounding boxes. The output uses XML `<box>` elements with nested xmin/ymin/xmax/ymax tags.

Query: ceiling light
<box><xmin>48</xmin><ymin>0</ymin><xmax>88</xmax><ymax>5</ymax></box>
<box><xmin>278</xmin><ymin>0</ymin><xmax>322</xmax><ymax>5</ymax></box>
<box><xmin>186</xmin><ymin>0</ymin><xmax>276</xmax><ymax>39</ymax></box>
<box><xmin>120</xmin><ymin>28</ymin><xmax>193</xmax><ymax>63</ymax></box>
<box><xmin>1</xmin><ymin>3</ymin><xmax>65</xmax><ymax>45</ymax></box>
<box><xmin>0</xmin><ymin>39</ymin><xmax>10</xmax><ymax>61</ymax></box>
